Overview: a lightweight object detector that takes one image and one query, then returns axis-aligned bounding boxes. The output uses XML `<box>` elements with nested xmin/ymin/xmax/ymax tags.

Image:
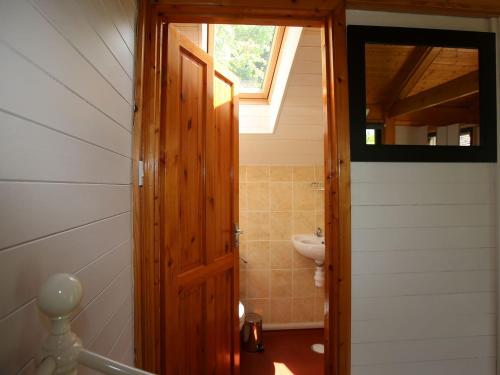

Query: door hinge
<box><xmin>138</xmin><ymin>160</ymin><xmax>144</xmax><ymax>187</ymax></box>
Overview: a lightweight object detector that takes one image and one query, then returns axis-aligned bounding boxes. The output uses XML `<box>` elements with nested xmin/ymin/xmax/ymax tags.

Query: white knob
<box><xmin>38</xmin><ymin>273</ymin><xmax>82</xmax><ymax>318</ymax></box>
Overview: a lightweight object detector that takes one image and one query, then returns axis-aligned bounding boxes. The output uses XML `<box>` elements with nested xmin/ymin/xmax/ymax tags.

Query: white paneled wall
<box><xmin>0</xmin><ymin>0</ymin><xmax>136</xmax><ymax>373</ymax></box>
<box><xmin>351</xmin><ymin>163</ymin><xmax>497</xmax><ymax>375</ymax></box>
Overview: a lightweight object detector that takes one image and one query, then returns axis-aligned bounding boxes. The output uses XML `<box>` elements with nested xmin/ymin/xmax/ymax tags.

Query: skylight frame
<box><xmin>208</xmin><ymin>25</ymin><xmax>285</xmax><ymax>101</ymax></box>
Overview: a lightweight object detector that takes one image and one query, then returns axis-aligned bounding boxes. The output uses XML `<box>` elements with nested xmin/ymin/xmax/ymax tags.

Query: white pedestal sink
<box><xmin>291</xmin><ymin>234</ymin><xmax>325</xmax><ymax>287</ymax></box>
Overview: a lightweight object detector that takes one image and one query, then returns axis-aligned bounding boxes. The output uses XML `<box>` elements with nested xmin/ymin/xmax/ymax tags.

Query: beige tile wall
<box><xmin>239</xmin><ymin>165</ymin><xmax>325</xmax><ymax>325</ymax></box>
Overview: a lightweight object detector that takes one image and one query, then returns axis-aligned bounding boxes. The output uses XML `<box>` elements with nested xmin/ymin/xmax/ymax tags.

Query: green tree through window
<box><xmin>214</xmin><ymin>25</ymin><xmax>276</xmax><ymax>91</ymax></box>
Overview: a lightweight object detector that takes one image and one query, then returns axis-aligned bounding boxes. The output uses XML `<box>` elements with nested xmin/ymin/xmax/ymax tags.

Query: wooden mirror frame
<box><xmin>347</xmin><ymin>25</ymin><xmax>497</xmax><ymax>162</ymax></box>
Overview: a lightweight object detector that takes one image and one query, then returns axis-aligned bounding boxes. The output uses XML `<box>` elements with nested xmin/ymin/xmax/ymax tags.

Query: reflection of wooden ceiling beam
<box><xmin>395</xmin><ymin>106</ymin><xmax>480</xmax><ymax>127</ymax></box>
<box><xmin>388</xmin><ymin>70</ymin><xmax>479</xmax><ymax>117</ymax></box>
<box><xmin>384</xmin><ymin>46</ymin><xmax>441</xmax><ymax>110</ymax></box>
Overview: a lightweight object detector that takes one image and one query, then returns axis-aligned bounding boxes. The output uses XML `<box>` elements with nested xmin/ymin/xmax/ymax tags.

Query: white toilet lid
<box><xmin>238</xmin><ymin>302</ymin><xmax>244</xmax><ymax>319</ymax></box>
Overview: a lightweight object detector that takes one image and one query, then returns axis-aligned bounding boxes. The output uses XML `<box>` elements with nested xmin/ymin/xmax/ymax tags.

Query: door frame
<box><xmin>132</xmin><ymin>1</ymin><xmax>352</xmax><ymax>374</ymax></box>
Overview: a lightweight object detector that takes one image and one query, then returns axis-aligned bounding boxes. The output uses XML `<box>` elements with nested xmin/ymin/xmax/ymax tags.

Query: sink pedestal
<box><xmin>314</xmin><ymin>261</ymin><xmax>324</xmax><ymax>288</ymax></box>
<box><xmin>291</xmin><ymin>234</ymin><xmax>325</xmax><ymax>288</ymax></box>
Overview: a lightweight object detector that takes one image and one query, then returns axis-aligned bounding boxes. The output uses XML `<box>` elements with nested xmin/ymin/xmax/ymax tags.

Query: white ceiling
<box><xmin>239</xmin><ymin>28</ymin><xmax>324</xmax><ymax>165</ymax></box>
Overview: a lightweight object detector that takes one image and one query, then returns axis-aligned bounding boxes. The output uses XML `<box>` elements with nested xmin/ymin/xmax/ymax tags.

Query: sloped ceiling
<box><xmin>239</xmin><ymin>28</ymin><xmax>324</xmax><ymax>165</ymax></box>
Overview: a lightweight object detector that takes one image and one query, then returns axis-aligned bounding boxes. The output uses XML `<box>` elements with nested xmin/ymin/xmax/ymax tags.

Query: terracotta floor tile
<box><xmin>241</xmin><ymin>329</ymin><xmax>324</xmax><ymax>375</ymax></box>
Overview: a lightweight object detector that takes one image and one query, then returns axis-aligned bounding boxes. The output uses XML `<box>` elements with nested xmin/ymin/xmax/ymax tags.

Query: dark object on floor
<box><xmin>242</xmin><ymin>313</ymin><xmax>264</xmax><ymax>352</ymax></box>
<box><xmin>241</xmin><ymin>329</ymin><xmax>323</xmax><ymax>374</ymax></box>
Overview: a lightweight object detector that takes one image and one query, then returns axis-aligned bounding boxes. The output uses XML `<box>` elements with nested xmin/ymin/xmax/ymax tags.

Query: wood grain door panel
<box><xmin>161</xmin><ymin>24</ymin><xmax>239</xmax><ymax>374</ymax></box>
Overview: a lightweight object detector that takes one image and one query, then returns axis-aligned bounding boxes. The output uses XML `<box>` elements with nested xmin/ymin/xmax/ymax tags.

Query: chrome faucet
<box><xmin>315</xmin><ymin>227</ymin><xmax>323</xmax><ymax>237</ymax></box>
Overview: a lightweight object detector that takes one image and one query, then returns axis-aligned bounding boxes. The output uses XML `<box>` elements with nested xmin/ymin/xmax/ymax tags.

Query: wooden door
<box><xmin>160</xmin><ymin>24</ymin><xmax>240</xmax><ymax>374</ymax></box>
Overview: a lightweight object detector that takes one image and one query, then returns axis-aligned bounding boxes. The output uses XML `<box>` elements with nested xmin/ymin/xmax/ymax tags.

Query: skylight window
<box><xmin>211</xmin><ymin>25</ymin><xmax>284</xmax><ymax>100</ymax></box>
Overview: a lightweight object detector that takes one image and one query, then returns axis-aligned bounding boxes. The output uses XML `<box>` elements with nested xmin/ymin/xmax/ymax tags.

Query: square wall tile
<box><xmin>246</xmin><ymin>212</ymin><xmax>269</xmax><ymax>240</ymax></box>
<box><xmin>246</xmin><ymin>241</ymin><xmax>270</xmax><ymax>269</ymax></box>
<box><xmin>315</xmin><ymin>190</ymin><xmax>324</xmax><ymax>210</ymax></box>
<box><xmin>271</xmin><ymin>270</ymin><xmax>292</xmax><ymax>298</ymax></box>
<box><xmin>293</xmin><ymin>268</ymin><xmax>316</xmax><ymax>298</ymax></box>
<box><xmin>247</xmin><ymin>166</ymin><xmax>269</xmax><ymax>182</ymax></box>
<box><xmin>246</xmin><ymin>269</ymin><xmax>270</xmax><ymax>298</ymax></box>
<box><xmin>270</xmin><ymin>298</ymin><xmax>292</xmax><ymax>323</ymax></box>
<box><xmin>270</xmin><ymin>182</ymin><xmax>292</xmax><ymax>211</ymax></box>
<box><xmin>240</xmin><ymin>270</ymin><xmax>247</xmax><ymax>299</ymax></box>
<box><xmin>242</xmin><ymin>298</ymin><xmax>270</xmax><ymax>322</ymax></box>
<box><xmin>313</xmin><ymin>297</ymin><xmax>325</xmax><ymax>321</ymax></box>
<box><xmin>239</xmin><ymin>166</ymin><xmax>247</xmax><ymax>183</ymax></box>
<box><xmin>239</xmin><ymin>183</ymin><xmax>247</xmax><ymax>211</ymax></box>
<box><xmin>270</xmin><ymin>212</ymin><xmax>292</xmax><ymax>241</ymax></box>
<box><xmin>292</xmin><ymin>297</ymin><xmax>315</xmax><ymax>322</ymax></box>
<box><xmin>270</xmin><ymin>241</ymin><xmax>293</xmax><ymax>269</ymax></box>
<box><xmin>293</xmin><ymin>183</ymin><xmax>315</xmax><ymax>210</ymax></box>
<box><xmin>293</xmin><ymin>166</ymin><xmax>315</xmax><ymax>182</ymax></box>
<box><xmin>293</xmin><ymin>211</ymin><xmax>316</xmax><ymax>234</ymax></box>
<box><xmin>270</xmin><ymin>166</ymin><xmax>292</xmax><ymax>182</ymax></box>
<box><xmin>315</xmin><ymin>165</ymin><xmax>324</xmax><ymax>182</ymax></box>
<box><xmin>247</xmin><ymin>182</ymin><xmax>269</xmax><ymax>210</ymax></box>
<box><xmin>293</xmin><ymin>250</ymin><xmax>314</xmax><ymax>269</ymax></box>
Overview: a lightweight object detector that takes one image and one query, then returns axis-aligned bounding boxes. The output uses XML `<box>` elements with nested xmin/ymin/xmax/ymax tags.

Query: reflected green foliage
<box><xmin>214</xmin><ymin>25</ymin><xmax>276</xmax><ymax>90</ymax></box>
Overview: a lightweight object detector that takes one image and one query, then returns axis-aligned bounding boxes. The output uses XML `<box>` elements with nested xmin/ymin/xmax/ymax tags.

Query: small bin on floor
<box><xmin>241</xmin><ymin>312</ymin><xmax>264</xmax><ymax>352</ymax></box>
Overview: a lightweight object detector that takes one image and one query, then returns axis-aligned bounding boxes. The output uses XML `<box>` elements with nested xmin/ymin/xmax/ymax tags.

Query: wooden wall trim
<box><xmin>133</xmin><ymin>2</ymin><xmax>163</xmax><ymax>372</ymax></box>
<box><xmin>153</xmin><ymin>4</ymin><xmax>325</xmax><ymax>26</ymax></box>
<box><xmin>132</xmin><ymin>0</ymin><xmax>147</xmax><ymax>369</ymax></box>
<box><xmin>133</xmin><ymin>2</ymin><xmax>352</xmax><ymax>374</ymax></box>
<box><xmin>346</xmin><ymin>0</ymin><xmax>500</xmax><ymax>18</ymax></box>
<box><xmin>322</xmin><ymin>3</ymin><xmax>352</xmax><ymax>374</ymax></box>
<box><xmin>152</xmin><ymin>0</ymin><xmax>500</xmax><ymax>18</ymax></box>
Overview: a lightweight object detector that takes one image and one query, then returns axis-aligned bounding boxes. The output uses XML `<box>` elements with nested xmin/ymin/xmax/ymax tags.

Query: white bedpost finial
<box><xmin>36</xmin><ymin>274</ymin><xmax>83</xmax><ymax>375</ymax></box>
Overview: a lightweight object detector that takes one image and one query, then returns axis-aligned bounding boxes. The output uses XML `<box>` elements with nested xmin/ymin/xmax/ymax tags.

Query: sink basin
<box><xmin>291</xmin><ymin>234</ymin><xmax>325</xmax><ymax>265</ymax></box>
<box><xmin>292</xmin><ymin>234</ymin><xmax>326</xmax><ymax>287</ymax></box>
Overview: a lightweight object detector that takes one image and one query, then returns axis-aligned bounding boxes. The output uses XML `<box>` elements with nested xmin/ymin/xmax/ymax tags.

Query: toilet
<box><xmin>239</xmin><ymin>301</ymin><xmax>245</xmax><ymax>330</ymax></box>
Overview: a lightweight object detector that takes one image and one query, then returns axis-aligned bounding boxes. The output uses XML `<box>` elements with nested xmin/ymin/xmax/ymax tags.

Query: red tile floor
<box><xmin>241</xmin><ymin>329</ymin><xmax>324</xmax><ymax>375</ymax></box>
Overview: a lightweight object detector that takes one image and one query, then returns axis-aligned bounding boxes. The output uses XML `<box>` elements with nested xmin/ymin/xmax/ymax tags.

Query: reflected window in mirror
<box><xmin>428</xmin><ymin>132</ymin><xmax>436</xmax><ymax>146</ymax></box>
<box><xmin>366</xmin><ymin>124</ymin><xmax>382</xmax><ymax>145</ymax></box>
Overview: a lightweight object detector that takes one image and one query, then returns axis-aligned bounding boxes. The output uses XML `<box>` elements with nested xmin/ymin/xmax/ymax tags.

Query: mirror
<box><xmin>348</xmin><ymin>26</ymin><xmax>496</xmax><ymax>162</ymax></box>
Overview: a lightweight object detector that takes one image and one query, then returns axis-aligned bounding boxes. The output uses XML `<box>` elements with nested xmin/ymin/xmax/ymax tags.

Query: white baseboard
<box><xmin>262</xmin><ymin>321</ymin><xmax>324</xmax><ymax>331</ymax></box>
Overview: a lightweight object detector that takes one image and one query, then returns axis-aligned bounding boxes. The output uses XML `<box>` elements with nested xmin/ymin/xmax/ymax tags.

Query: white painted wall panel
<box><xmin>351</xmin><ymin>358</ymin><xmax>495</xmax><ymax>375</ymax></box>
<box><xmin>352</xmin><ymin>182</ymin><xmax>493</xmax><ymax>205</ymax></box>
<box><xmin>0</xmin><ymin>111</ymin><xmax>131</xmax><ymax>184</ymax></box>
<box><xmin>353</xmin><ymin>270</ymin><xmax>495</xmax><ymax>298</ymax></box>
<box><xmin>352</xmin><ymin>226</ymin><xmax>495</xmax><ymax>251</ymax></box>
<box><xmin>0</xmin><ymin>183</ymin><xmax>131</xmax><ymax>250</ymax></box>
<box><xmin>352</xmin><ymin>162</ymin><xmax>496</xmax><ymax>375</ymax></box>
<box><xmin>353</xmin><ymin>336</ymin><xmax>495</xmax><ymax>366</ymax></box>
<box><xmin>352</xmin><ymin>204</ymin><xmax>494</xmax><ymax>228</ymax></box>
<box><xmin>352</xmin><ymin>292</ymin><xmax>495</xmax><ymax>320</ymax></box>
<box><xmin>32</xmin><ymin>0</ymin><xmax>134</xmax><ymax>104</ymax></box>
<box><xmin>351</xmin><ymin>162</ymin><xmax>495</xmax><ymax>183</ymax></box>
<box><xmin>0</xmin><ymin>0</ymin><xmax>136</xmax><ymax>372</ymax></box>
<box><xmin>0</xmin><ymin>213</ymin><xmax>131</xmax><ymax>317</ymax></box>
<box><xmin>78</xmin><ymin>0</ymin><xmax>134</xmax><ymax>78</ymax></box>
<box><xmin>0</xmin><ymin>42</ymin><xmax>132</xmax><ymax>157</ymax></box>
<box><xmin>100</xmin><ymin>0</ymin><xmax>135</xmax><ymax>54</ymax></box>
<box><xmin>0</xmin><ymin>0</ymin><xmax>132</xmax><ymax>129</ymax></box>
